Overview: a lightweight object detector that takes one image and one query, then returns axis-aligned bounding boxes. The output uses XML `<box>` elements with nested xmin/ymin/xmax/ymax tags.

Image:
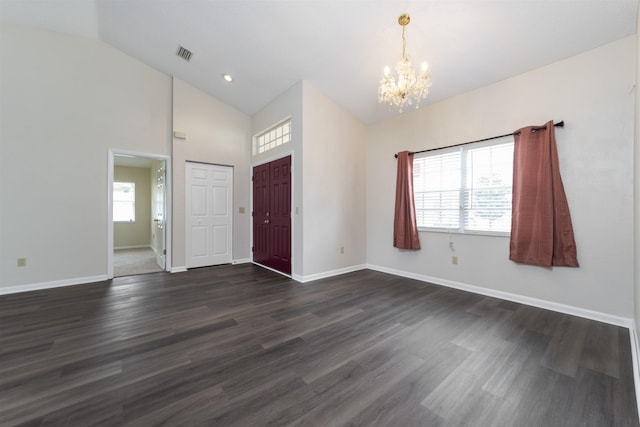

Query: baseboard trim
<box><xmin>170</xmin><ymin>266</ymin><xmax>187</xmax><ymax>273</ymax></box>
<box><xmin>232</xmin><ymin>258</ymin><xmax>251</xmax><ymax>265</ymax></box>
<box><xmin>296</xmin><ymin>264</ymin><xmax>368</xmax><ymax>284</ymax></box>
<box><xmin>0</xmin><ymin>274</ymin><xmax>111</xmax><ymax>295</ymax></box>
<box><xmin>630</xmin><ymin>324</ymin><xmax>640</xmax><ymax>419</ymax></box>
<box><xmin>114</xmin><ymin>245</ymin><xmax>151</xmax><ymax>250</ymax></box>
<box><xmin>366</xmin><ymin>264</ymin><xmax>634</xmax><ymax>328</ymax></box>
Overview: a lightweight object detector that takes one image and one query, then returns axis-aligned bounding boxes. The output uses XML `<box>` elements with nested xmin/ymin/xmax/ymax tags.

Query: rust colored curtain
<box><xmin>393</xmin><ymin>151</ymin><xmax>421</xmax><ymax>250</ymax></box>
<box><xmin>510</xmin><ymin>121</ymin><xmax>578</xmax><ymax>267</ymax></box>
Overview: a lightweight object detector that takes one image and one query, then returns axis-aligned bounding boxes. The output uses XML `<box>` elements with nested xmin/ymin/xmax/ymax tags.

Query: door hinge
<box><xmin>163</xmin><ymin>249</ymin><xmax>166</xmax><ymax>255</ymax></box>
<box><xmin>251</xmin><ymin>246</ymin><xmax>254</xmax><ymax>252</ymax></box>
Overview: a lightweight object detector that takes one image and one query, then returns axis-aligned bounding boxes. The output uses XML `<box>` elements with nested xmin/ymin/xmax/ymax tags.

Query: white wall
<box><xmin>0</xmin><ymin>24</ymin><xmax>171</xmax><ymax>289</ymax></box>
<box><xmin>301</xmin><ymin>82</ymin><xmax>367</xmax><ymax>278</ymax></box>
<box><xmin>367</xmin><ymin>36</ymin><xmax>636</xmax><ymax>319</ymax></box>
<box><xmin>172</xmin><ymin>78</ymin><xmax>251</xmax><ymax>269</ymax></box>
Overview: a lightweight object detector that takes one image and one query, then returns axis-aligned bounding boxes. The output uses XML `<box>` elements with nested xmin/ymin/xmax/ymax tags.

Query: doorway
<box><xmin>252</xmin><ymin>156</ymin><xmax>291</xmax><ymax>274</ymax></box>
<box><xmin>185</xmin><ymin>162</ymin><xmax>233</xmax><ymax>268</ymax></box>
<box><xmin>108</xmin><ymin>150</ymin><xmax>171</xmax><ymax>278</ymax></box>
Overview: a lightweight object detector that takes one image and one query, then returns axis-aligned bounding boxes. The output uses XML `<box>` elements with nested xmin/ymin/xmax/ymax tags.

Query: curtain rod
<box><xmin>394</xmin><ymin>121</ymin><xmax>565</xmax><ymax>158</ymax></box>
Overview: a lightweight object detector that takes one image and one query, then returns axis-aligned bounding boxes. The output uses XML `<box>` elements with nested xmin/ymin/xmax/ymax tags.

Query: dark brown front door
<box><xmin>252</xmin><ymin>156</ymin><xmax>291</xmax><ymax>274</ymax></box>
<box><xmin>252</xmin><ymin>162</ymin><xmax>270</xmax><ymax>267</ymax></box>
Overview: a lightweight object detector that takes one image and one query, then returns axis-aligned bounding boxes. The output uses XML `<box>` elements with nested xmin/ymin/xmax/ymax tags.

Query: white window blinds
<box><xmin>413</xmin><ymin>139</ymin><xmax>514</xmax><ymax>235</ymax></box>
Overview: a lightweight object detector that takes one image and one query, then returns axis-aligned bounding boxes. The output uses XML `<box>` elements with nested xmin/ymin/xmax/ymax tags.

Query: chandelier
<box><xmin>378</xmin><ymin>13</ymin><xmax>432</xmax><ymax>112</ymax></box>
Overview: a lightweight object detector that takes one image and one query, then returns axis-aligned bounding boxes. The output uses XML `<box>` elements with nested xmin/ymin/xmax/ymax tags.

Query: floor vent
<box><xmin>176</xmin><ymin>45</ymin><xmax>193</xmax><ymax>62</ymax></box>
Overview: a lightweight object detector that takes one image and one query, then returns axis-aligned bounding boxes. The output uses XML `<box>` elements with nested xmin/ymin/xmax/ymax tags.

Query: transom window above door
<box><xmin>254</xmin><ymin>118</ymin><xmax>291</xmax><ymax>154</ymax></box>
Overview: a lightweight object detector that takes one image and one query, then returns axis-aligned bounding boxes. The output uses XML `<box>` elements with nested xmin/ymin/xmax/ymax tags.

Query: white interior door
<box><xmin>186</xmin><ymin>162</ymin><xmax>233</xmax><ymax>268</ymax></box>
<box><xmin>153</xmin><ymin>161</ymin><xmax>166</xmax><ymax>269</ymax></box>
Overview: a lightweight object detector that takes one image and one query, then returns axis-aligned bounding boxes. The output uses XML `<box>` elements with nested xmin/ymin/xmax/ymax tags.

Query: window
<box><xmin>255</xmin><ymin>119</ymin><xmax>291</xmax><ymax>154</ymax></box>
<box><xmin>413</xmin><ymin>139</ymin><xmax>514</xmax><ymax>235</ymax></box>
<box><xmin>113</xmin><ymin>182</ymin><xmax>135</xmax><ymax>222</ymax></box>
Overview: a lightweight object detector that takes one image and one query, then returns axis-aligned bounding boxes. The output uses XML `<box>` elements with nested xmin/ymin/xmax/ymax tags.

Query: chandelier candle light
<box><xmin>378</xmin><ymin>13</ymin><xmax>432</xmax><ymax>112</ymax></box>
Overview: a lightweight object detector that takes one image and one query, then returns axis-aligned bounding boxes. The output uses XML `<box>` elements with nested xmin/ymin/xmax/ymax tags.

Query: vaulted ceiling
<box><xmin>1</xmin><ymin>0</ymin><xmax>637</xmax><ymax>124</ymax></box>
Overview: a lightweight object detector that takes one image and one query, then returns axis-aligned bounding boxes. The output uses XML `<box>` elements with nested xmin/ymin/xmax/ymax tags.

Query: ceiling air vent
<box><xmin>176</xmin><ymin>45</ymin><xmax>193</xmax><ymax>62</ymax></box>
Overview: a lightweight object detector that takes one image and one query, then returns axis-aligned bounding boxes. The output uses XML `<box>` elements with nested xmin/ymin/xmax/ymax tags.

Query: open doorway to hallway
<box><xmin>109</xmin><ymin>151</ymin><xmax>171</xmax><ymax>278</ymax></box>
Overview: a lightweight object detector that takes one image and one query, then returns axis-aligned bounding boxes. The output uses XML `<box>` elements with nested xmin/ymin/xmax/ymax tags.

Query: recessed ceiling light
<box><xmin>222</xmin><ymin>74</ymin><xmax>233</xmax><ymax>83</ymax></box>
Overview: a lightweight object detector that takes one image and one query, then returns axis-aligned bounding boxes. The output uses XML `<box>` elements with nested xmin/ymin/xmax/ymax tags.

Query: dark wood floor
<box><xmin>1</xmin><ymin>264</ymin><xmax>638</xmax><ymax>426</ymax></box>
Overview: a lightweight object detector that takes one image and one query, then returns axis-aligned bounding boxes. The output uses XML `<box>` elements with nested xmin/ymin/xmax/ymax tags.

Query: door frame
<box><xmin>250</xmin><ymin>151</ymin><xmax>295</xmax><ymax>278</ymax></box>
<box><xmin>107</xmin><ymin>149</ymin><xmax>172</xmax><ymax>278</ymax></box>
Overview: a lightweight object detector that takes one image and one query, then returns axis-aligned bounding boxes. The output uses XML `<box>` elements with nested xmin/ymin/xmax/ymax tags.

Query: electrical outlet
<box><xmin>17</xmin><ymin>258</ymin><xmax>26</xmax><ymax>267</ymax></box>
<box><xmin>451</xmin><ymin>256</ymin><xmax>458</xmax><ymax>265</ymax></box>
<box><xmin>340</xmin><ymin>246</ymin><xmax>344</xmax><ymax>254</ymax></box>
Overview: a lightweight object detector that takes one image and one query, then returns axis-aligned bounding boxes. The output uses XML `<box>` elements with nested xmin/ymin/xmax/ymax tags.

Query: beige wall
<box><xmin>114</xmin><ymin>166</ymin><xmax>151</xmax><ymax>248</ymax></box>
<box><xmin>0</xmin><ymin>24</ymin><xmax>171</xmax><ymax>290</ymax></box>
<box><xmin>367</xmin><ymin>36</ymin><xmax>636</xmax><ymax>319</ymax></box>
<box><xmin>172</xmin><ymin>78</ymin><xmax>251</xmax><ymax>269</ymax></box>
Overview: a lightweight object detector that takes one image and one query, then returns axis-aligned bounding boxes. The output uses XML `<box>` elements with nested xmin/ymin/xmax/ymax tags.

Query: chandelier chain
<box><xmin>401</xmin><ymin>26</ymin><xmax>407</xmax><ymax>60</ymax></box>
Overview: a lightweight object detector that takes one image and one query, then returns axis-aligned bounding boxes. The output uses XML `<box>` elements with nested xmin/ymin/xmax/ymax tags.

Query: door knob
<box><xmin>264</xmin><ymin>219</ymin><xmax>270</xmax><ymax>224</ymax></box>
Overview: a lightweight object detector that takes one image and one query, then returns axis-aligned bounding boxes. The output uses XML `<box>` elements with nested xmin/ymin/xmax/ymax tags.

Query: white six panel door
<box><xmin>186</xmin><ymin>162</ymin><xmax>233</xmax><ymax>268</ymax></box>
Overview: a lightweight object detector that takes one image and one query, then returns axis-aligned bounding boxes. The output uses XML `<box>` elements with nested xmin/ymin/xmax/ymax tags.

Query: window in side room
<box><xmin>113</xmin><ymin>182</ymin><xmax>136</xmax><ymax>222</ymax></box>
